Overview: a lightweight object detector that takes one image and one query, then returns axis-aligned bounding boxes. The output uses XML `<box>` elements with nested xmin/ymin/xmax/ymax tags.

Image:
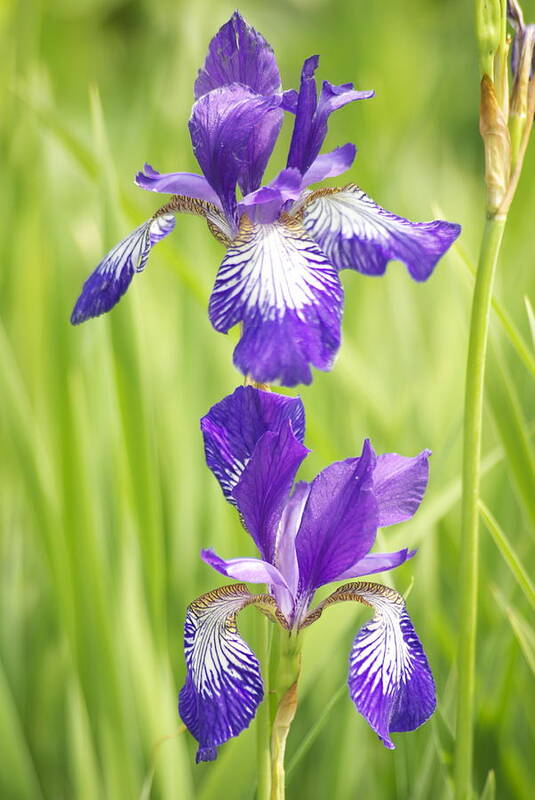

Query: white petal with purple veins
<box><xmin>209</xmin><ymin>215</ymin><xmax>343</xmax><ymax>386</ymax></box>
<box><xmin>302</xmin><ymin>581</ymin><xmax>435</xmax><ymax>748</ymax></box>
<box><xmin>179</xmin><ymin>584</ymin><xmax>281</xmax><ymax>762</ymax></box>
<box><xmin>70</xmin><ymin>214</ymin><xmax>175</xmax><ymax>325</ymax></box>
<box><xmin>303</xmin><ymin>184</ymin><xmax>461</xmax><ymax>281</ymax></box>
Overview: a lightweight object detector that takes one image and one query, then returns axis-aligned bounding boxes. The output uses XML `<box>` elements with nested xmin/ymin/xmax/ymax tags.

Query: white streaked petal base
<box><xmin>179</xmin><ymin>584</ymin><xmax>282</xmax><ymax>762</ymax></box>
<box><xmin>70</xmin><ymin>214</ymin><xmax>175</xmax><ymax>324</ymax></box>
<box><xmin>303</xmin><ymin>184</ymin><xmax>460</xmax><ymax>281</ymax></box>
<box><xmin>209</xmin><ymin>215</ymin><xmax>343</xmax><ymax>386</ymax></box>
<box><xmin>302</xmin><ymin>581</ymin><xmax>436</xmax><ymax>748</ymax></box>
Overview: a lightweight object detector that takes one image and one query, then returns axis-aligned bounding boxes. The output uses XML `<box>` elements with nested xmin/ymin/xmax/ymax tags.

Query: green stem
<box><xmin>256</xmin><ymin>614</ymin><xmax>272</xmax><ymax>800</ymax></box>
<box><xmin>454</xmin><ymin>215</ymin><xmax>506</xmax><ymax>800</ymax></box>
<box><xmin>269</xmin><ymin>629</ymin><xmax>302</xmax><ymax>800</ymax></box>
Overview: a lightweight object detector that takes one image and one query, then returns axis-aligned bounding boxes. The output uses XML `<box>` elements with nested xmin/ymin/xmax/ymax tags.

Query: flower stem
<box><xmin>454</xmin><ymin>214</ymin><xmax>506</xmax><ymax>800</ymax></box>
<box><xmin>256</xmin><ymin>614</ymin><xmax>272</xmax><ymax>800</ymax></box>
<box><xmin>269</xmin><ymin>629</ymin><xmax>302</xmax><ymax>800</ymax></box>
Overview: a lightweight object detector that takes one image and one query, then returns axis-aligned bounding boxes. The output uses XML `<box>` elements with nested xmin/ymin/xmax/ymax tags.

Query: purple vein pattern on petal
<box><xmin>178</xmin><ymin>584</ymin><xmax>264</xmax><ymax>763</ymax></box>
<box><xmin>233</xmin><ymin>422</ymin><xmax>309</xmax><ymax>561</ymax></box>
<box><xmin>134</xmin><ymin>164</ymin><xmax>222</xmax><ymax>206</ymax></box>
<box><xmin>347</xmin><ymin>584</ymin><xmax>436</xmax><ymax>748</ymax></box>
<box><xmin>209</xmin><ymin>215</ymin><xmax>343</xmax><ymax>387</ymax></box>
<box><xmin>70</xmin><ymin>214</ymin><xmax>175</xmax><ymax>325</ymax></box>
<box><xmin>201</xmin><ymin>386</ymin><xmax>305</xmax><ymax>504</ymax></box>
<box><xmin>194</xmin><ymin>11</ymin><xmax>281</xmax><ymax>99</ymax></box>
<box><xmin>295</xmin><ymin>440</ymin><xmax>378</xmax><ymax>593</ymax></box>
<box><xmin>287</xmin><ymin>56</ymin><xmax>373</xmax><ymax>175</ymax></box>
<box><xmin>189</xmin><ymin>84</ymin><xmax>281</xmax><ymax>222</ymax></box>
<box><xmin>335</xmin><ymin>548</ymin><xmax>416</xmax><ymax>581</ymax></box>
<box><xmin>373</xmin><ymin>451</ymin><xmax>431</xmax><ymax>527</ymax></box>
<box><xmin>303</xmin><ymin>185</ymin><xmax>461</xmax><ymax>281</ymax></box>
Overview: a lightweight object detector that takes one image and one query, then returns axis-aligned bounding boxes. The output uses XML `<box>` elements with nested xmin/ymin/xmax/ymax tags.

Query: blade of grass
<box><xmin>286</xmin><ymin>683</ymin><xmax>346</xmax><ymax>779</ymax></box>
<box><xmin>492</xmin><ymin>588</ymin><xmax>535</xmax><ymax>676</ymax></box>
<box><xmin>0</xmin><ymin>656</ymin><xmax>44</xmax><ymax>800</ymax></box>
<box><xmin>480</xmin><ymin>770</ymin><xmax>496</xmax><ymax>800</ymax></box>
<box><xmin>488</xmin><ymin>344</ymin><xmax>535</xmax><ymax>532</ymax></box>
<box><xmin>435</xmin><ymin>207</ymin><xmax>535</xmax><ymax>379</ymax></box>
<box><xmin>479</xmin><ymin>500</ymin><xmax>535</xmax><ymax>610</ymax></box>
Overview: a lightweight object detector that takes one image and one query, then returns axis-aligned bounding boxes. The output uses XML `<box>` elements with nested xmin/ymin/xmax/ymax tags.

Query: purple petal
<box><xmin>233</xmin><ymin>421</ymin><xmax>309</xmax><ymax>562</ymax></box>
<box><xmin>275</xmin><ymin>482</ymin><xmax>311</xmax><ymax>604</ymax></box>
<box><xmin>374</xmin><ymin>451</ymin><xmax>431</xmax><ymax>527</ymax></box>
<box><xmin>239</xmin><ymin>106</ymin><xmax>284</xmax><ymax>197</ymax></box>
<box><xmin>194</xmin><ymin>12</ymin><xmax>281</xmax><ymax>99</ymax></box>
<box><xmin>70</xmin><ymin>214</ymin><xmax>175</xmax><ymax>324</ymax></box>
<box><xmin>209</xmin><ymin>216</ymin><xmax>343</xmax><ymax>386</ymax></box>
<box><xmin>178</xmin><ymin>584</ymin><xmax>265</xmax><ymax>762</ymax></box>
<box><xmin>303</xmin><ymin>185</ymin><xmax>461</xmax><ymax>281</ymax></box>
<box><xmin>281</xmin><ymin>89</ymin><xmax>299</xmax><ymax>113</ymax></box>
<box><xmin>286</xmin><ymin>55</ymin><xmax>319</xmax><ymax>174</ymax></box>
<box><xmin>201</xmin><ymin>549</ymin><xmax>294</xmax><ymax>619</ymax></box>
<box><xmin>295</xmin><ymin>439</ymin><xmax>378</xmax><ymax>593</ymax></box>
<box><xmin>201</xmin><ymin>386</ymin><xmax>305</xmax><ymax>504</ymax></box>
<box><xmin>334</xmin><ymin>548</ymin><xmax>416</xmax><ymax>581</ymax></box>
<box><xmin>287</xmin><ymin>57</ymin><xmax>373</xmax><ymax>175</ymax></box>
<box><xmin>134</xmin><ymin>164</ymin><xmax>222</xmax><ymax>207</ymax></box>
<box><xmin>347</xmin><ymin>583</ymin><xmax>436</xmax><ymax>748</ymax></box>
<box><xmin>189</xmin><ymin>84</ymin><xmax>281</xmax><ymax>222</ymax></box>
<box><xmin>301</xmin><ymin>143</ymin><xmax>356</xmax><ymax>187</ymax></box>
<box><xmin>238</xmin><ymin>168</ymin><xmax>303</xmax><ymax>224</ymax></box>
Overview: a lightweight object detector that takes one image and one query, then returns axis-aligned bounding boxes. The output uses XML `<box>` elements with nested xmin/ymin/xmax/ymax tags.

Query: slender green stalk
<box><xmin>269</xmin><ymin>629</ymin><xmax>302</xmax><ymax>800</ymax></box>
<box><xmin>454</xmin><ymin>215</ymin><xmax>506</xmax><ymax>800</ymax></box>
<box><xmin>256</xmin><ymin>614</ymin><xmax>272</xmax><ymax>800</ymax></box>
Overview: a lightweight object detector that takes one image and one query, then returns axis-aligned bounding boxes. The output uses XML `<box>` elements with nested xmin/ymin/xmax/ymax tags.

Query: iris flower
<box><xmin>180</xmin><ymin>386</ymin><xmax>435</xmax><ymax>762</ymax></box>
<box><xmin>71</xmin><ymin>12</ymin><xmax>461</xmax><ymax>387</ymax></box>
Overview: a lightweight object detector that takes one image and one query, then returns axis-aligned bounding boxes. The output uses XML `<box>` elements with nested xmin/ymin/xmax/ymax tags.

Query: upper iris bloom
<box><xmin>180</xmin><ymin>386</ymin><xmax>435</xmax><ymax>762</ymax></box>
<box><xmin>71</xmin><ymin>12</ymin><xmax>461</xmax><ymax>386</ymax></box>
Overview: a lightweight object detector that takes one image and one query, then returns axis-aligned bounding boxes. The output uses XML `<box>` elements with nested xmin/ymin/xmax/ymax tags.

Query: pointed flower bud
<box><xmin>476</xmin><ymin>0</ymin><xmax>504</xmax><ymax>76</ymax></box>
<box><xmin>479</xmin><ymin>74</ymin><xmax>511</xmax><ymax>215</ymax></box>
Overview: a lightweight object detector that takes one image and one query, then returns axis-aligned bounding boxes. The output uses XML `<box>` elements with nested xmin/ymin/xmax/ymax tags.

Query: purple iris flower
<box><xmin>71</xmin><ymin>12</ymin><xmax>461</xmax><ymax>386</ymax></box>
<box><xmin>180</xmin><ymin>386</ymin><xmax>435</xmax><ymax>762</ymax></box>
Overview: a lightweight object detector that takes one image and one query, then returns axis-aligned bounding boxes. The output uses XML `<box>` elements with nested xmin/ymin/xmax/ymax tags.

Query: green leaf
<box><xmin>479</xmin><ymin>500</ymin><xmax>535</xmax><ymax>610</ymax></box>
<box><xmin>480</xmin><ymin>770</ymin><xmax>496</xmax><ymax>800</ymax></box>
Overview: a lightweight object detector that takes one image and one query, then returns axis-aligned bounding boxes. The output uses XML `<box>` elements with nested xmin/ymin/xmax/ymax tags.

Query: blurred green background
<box><xmin>1</xmin><ymin>0</ymin><xmax>534</xmax><ymax>798</ymax></box>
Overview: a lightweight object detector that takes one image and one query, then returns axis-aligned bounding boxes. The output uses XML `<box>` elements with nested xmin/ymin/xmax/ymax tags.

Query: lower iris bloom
<box><xmin>180</xmin><ymin>386</ymin><xmax>436</xmax><ymax>762</ymax></box>
<box><xmin>71</xmin><ymin>12</ymin><xmax>461</xmax><ymax>387</ymax></box>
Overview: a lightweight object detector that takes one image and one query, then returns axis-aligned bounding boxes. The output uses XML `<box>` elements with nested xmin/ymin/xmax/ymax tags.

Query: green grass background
<box><xmin>1</xmin><ymin>0</ymin><xmax>534</xmax><ymax>797</ymax></box>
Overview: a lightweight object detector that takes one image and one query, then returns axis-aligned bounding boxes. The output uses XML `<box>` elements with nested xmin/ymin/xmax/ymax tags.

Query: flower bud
<box><xmin>479</xmin><ymin>74</ymin><xmax>511</xmax><ymax>214</ymax></box>
<box><xmin>476</xmin><ymin>0</ymin><xmax>504</xmax><ymax>75</ymax></box>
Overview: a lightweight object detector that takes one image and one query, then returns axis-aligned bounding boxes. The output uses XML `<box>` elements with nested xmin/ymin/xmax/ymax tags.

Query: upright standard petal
<box><xmin>295</xmin><ymin>440</ymin><xmax>378</xmax><ymax>594</ymax></box>
<box><xmin>70</xmin><ymin>214</ymin><xmax>175</xmax><ymax>324</ymax></box>
<box><xmin>179</xmin><ymin>584</ymin><xmax>282</xmax><ymax>762</ymax></box>
<box><xmin>134</xmin><ymin>164</ymin><xmax>223</xmax><ymax>207</ymax></box>
<box><xmin>302</xmin><ymin>581</ymin><xmax>436</xmax><ymax>748</ymax></box>
<box><xmin>373</xmin><ymin>450</ymin><xmax>431</xmax><ymax>527</ymax></box>
<box><xmin>303</xmin><ymin>184</ymin><xmax>461</xmax><ymax>281</ymax></box>
<box><xmin>201</xmin><ymin>386</ymin><xmax>305</xmax><ymax>503</ymax></box>
<box><xmin>189</xmin><ymin>84</ymin><xmax>282</xmax><ymax>222</ymax></box>
<box><xmin>209</xmin><ymin>215</ymin><xmax>343</xmax><ymax>386</ymax></box>
<box><xmin>233</xmin><ymin>421</ymin><xmax>309</xmax><ymax>561</ymax></box>
<box><xmin>194</xmin><ymin>11</ymin><xmax>281</xmax><ymax>99</ymax></box>
<box><xmin>287</xmin><ymin>57</ymin><xmax>373</xmax><ymax>175</ymax></box>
